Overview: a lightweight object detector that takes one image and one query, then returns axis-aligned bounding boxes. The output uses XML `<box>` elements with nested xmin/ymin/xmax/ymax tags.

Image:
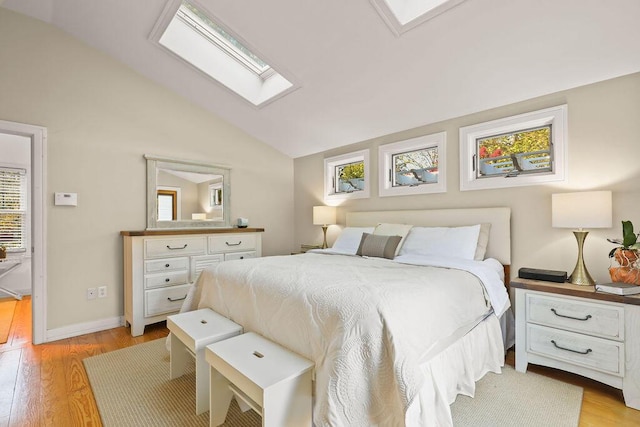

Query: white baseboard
<box><xmin>45</xmin><ymin>316</ymin><xmax>125</xmax><ymax>342</ymax></box>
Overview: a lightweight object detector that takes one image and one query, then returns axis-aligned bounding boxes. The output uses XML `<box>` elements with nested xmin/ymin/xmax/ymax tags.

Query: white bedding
<box><xmin>191</xmin><ymin>252</ymin><xmax>508</xmax><ymax>426</ymax></box>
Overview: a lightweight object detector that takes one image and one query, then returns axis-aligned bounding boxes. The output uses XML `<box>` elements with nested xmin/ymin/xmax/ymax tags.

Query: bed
<box><xmin>186</xmin><ymin>207</ymin><xmax>513</xmax><ymax>426</ymax></box>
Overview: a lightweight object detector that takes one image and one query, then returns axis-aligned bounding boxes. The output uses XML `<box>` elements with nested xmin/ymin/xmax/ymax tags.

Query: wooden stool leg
<box><xmin>209</xmin><ymin>367</ymin><xmax>233</xmax><ymax>427</ymax></box>
<box><xmin>170</xmin><ymin>333</ymin><xmax>188</xmax><ymax>379</ymax></box>
<box><xmin>262</xmin><ymin>373</ymin><xmax>312</xmax><ymax>427</ymax></box>
<box><xmin>195</xmin><ymin>349</ymin><xmax>211</xmax><ymax>415</ymax></box>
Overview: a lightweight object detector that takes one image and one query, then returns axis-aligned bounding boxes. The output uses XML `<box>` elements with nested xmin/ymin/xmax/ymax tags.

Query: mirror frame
<box><xmin>145</xmin><ymin>154</ymin><xmax>231</xmax><ymax>229</ymax></box>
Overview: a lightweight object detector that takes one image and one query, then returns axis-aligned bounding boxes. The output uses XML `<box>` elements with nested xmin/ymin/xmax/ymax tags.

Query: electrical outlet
<box><xmin>87</xmin><ymin>287</ymin><xmax>97</xmax><ymax>300</ymax></box>
<box><xmin>98</xmin><ymin>286</ymin><xmax>107</xmax><ymax>298</ymax></box>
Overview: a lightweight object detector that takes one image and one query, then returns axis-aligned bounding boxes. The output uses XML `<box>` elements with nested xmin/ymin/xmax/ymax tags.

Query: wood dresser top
<box><xmin>120</xmin><ymin>228</ymin><xmax>265</xmax><ymax>237</ymax></box>
<box><xmin>511</xmin><ymin>278</ymin><xmax>640</xmax><ymax>306</ymax></box>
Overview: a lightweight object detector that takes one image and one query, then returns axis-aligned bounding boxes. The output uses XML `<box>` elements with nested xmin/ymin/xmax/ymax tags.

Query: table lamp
<box><xmin>313</xmin><ymin>206</ymin><xmax>337</xmax><ymax>249</ymax></box>
<box><xmin>552</xmin><ymin>191</ymin><xmax>612</xmax><ymax>285</ymax></box>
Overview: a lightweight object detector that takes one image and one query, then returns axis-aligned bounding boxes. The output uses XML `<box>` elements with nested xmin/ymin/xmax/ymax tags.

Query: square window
<box><xmin>459</xmin><ymin>105</ymin><xmax>567</xmax><ymax>191</ymax></box>
<box><xmin>150</xmin><ymin>0</ymin><xmax>298</xmax><ymax>107</ymax></box>
<box><xmin>379</xmin><ymin>132</ymin><xmax>446</xmax><ymax>197</ymax></box>
<box><xmin>324</xmin><ymin>150</ymin><xmax>370</xmax><ymax>201</ymax></box>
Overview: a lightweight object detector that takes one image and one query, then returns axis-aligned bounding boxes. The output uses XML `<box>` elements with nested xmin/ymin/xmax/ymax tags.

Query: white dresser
<box><xmin>512</xmin><ymin>279</ymin><xmax>640</xmax><ymax>410</ymax></box>
<box><xmin>121</xmin><ymin>228</ymin><xmax>264</xmax><ymax>336</ymax></box>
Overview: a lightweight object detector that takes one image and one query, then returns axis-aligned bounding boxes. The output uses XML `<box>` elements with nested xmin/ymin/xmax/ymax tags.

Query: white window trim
<box><xmin>324</xmin><ymin>150</ymin><xmax>370</xmax><ymax>201</ymax></box>
<box><xmin>149</xmin><ymin>0</ymin><xmax>299</xmax><ymax>108</ymax></box>
<box><xmin>0</xmin><ymin>165</ymin><xmax>29</xmax><ymax>252</ymax></box>
<box><xmin>459</xmin><ymin>105</ymin><xmax>568</xmax><ymax>191</ymax></box>
<box><xmin>379</xmin><ymin>132</ymin><xmax>446</xmax><ymax>197</ymax></box>
<box><xmin>370</xmin><ymin>0</ymin><xmax>468</xmax><ymax>36</ymax></box>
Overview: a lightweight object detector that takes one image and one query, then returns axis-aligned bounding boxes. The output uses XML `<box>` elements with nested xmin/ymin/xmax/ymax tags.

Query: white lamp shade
<box><xmin>313</xmin><ymin>206</ymin><xmax>336</xmax><ymax>225</ymax></box>
<box><xmin>552</xmin><ymin>191</ymin><xmax>612</xmax><ymax>229</ymax></box>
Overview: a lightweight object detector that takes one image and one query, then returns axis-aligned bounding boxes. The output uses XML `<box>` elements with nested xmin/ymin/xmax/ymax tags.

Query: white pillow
<box><xmin>398</xmin><ymin>224</ymin><xmax>481</xmax><ymax>260</ymax></box>
<box><xmin>373</xmin><ymin>223</ymin><xmax>414</xmax><ymax>256</ymax></box>
<box><xmin>474</xmin><ymin>223</ymin><xmax>491</xmax><ymax>261</ymax></box>
<box><xmin>332</xmin><ymin>227</ymin><xmax>375</xmax><ymax>253</ymax></box>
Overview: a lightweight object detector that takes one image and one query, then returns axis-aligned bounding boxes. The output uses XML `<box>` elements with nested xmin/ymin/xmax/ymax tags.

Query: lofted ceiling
<box><xmin>3</xmin><ymin>0</ymin><xmax>640</xmax><ymax>158</ymax></box>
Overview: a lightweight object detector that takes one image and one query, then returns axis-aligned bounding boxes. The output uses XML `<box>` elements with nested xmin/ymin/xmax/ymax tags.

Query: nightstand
<box><xmin>511</xmin><ymin>278</ymin><xmax>640</xmax><ymax>410</ymax></box>
<box><xmin>300</xmin><ymin>244</ymin><xmax>322</xmax><ymax>253</ymax></box>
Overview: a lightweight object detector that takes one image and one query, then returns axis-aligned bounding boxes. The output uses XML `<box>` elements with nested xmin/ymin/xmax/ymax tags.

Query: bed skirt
<box><xmin>406</xmin><ymin>314</ymin><xmax>505</xmax><ymax>427</ymax></box>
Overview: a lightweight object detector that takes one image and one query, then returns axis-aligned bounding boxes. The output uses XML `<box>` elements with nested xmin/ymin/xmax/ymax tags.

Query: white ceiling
<box><xmin>3</xmin><ymin>0</ymin><xmax>640</xmax><ymax>158</ymax></box>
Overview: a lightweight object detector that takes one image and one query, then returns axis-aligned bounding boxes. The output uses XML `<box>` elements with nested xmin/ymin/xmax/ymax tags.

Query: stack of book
<box><xmin>595</xmin><ymin>282</ymin><xmax>640</xmax><ymax>296</ymax></box>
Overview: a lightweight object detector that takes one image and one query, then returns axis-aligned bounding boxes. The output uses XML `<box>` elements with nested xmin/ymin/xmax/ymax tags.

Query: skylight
<box><xmin>151</xmin><ymin>0</ymin><xmax>297</xmax><ymax>107</ymax></box>
<box><xmin>371</xmin><ymin>0</ymin><xmax>468</xmax><ymax>35</ymax></box>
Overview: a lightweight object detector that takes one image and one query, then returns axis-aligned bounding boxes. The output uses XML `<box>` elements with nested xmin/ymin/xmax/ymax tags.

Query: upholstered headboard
<box><xmin>346</xmin><ymin>207</ymin><xmax>511</xmax><ymax>265</ymax></box>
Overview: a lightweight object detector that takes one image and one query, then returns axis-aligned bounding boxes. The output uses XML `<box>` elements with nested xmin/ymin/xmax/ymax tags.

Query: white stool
<box><xmin>167</xmin><ymin>308</ymin><xmax>242</xmax><ymax>415</ymax></box>
<box><xmin>205</xmin><ymin>332</ymin><xmax>314</xmax><ymax>427</ymax></box>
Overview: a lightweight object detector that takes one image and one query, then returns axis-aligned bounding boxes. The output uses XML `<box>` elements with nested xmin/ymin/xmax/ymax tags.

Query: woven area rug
<box><xmin>84</xmin><ymin>338</ymin><xmax>582</xmax><ymax>427</ymax></box>
<box><xmin>0</xmin><ymin>298</ymin><xmax>17</xmax><ymax>344</ymax></box>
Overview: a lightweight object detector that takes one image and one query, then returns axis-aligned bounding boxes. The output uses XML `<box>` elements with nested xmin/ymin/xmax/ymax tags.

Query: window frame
<box><xmin>157</xmin><ymin>186</ymin><xmax>180</xmax><ymax>221</ymax></box>
<box><xmin>150</xmin><ymin>0</ymin><xmax>299</xmax><ymax>108</ymax></box>
<box><xmin>459</xmin><ymin>105</ymin><xmax>568</xmax><ymax>191</ymax></box>
<box><xmin>378</xmin><ymin>132</ymin><xmax>446</xmax><ymax>197</ymax></box>
<box><xmin>0</xmin><ymin>166</ymin><xmax>28</xmax><ymax>253</ymax></box>
<box><xmin>324</xmin><ymin>150</ymin><xmax>370</xmax><ymax>201</ymax></box>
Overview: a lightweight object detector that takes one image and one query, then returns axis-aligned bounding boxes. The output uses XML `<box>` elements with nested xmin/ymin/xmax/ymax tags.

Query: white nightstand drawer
<box><xmin>145</xmin><ymin>284</ymin><xmax>192</xmax><ymax>317</ymax></box>
<box><xmin>225</xmin><ymin>251</ymin><xmax>257</xmax><ymax>261</ymax></box>
<box><xmin>144</xmin><ymin>271</ymin><xmax>189</xmax><ymax>289</ymax></box>
<box><xmin>145</xmin><ymin>237</ymin><xmax>207</xmax><ymax>258</ymax></box>
<box><xmin>145</xmin><ymin>257</ymin><xmax>189</xmax><ymax>274</ymax></box>
<box><xmin>527</xmin><ymin>324</ymin><xmax>623</xmax><ymax>376</ymax></box>
<box><xmin>527</xmin><ymin>294</ymin><xmax>624</xmax><ymax>340</ymax></box>
<box><xmin>209</xmin><ymin>234</ymin><xmax>257</xmax><ymax>253</ymax></box>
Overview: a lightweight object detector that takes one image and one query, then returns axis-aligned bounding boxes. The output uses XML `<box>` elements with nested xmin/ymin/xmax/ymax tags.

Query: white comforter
<box><xmin>193</xmin><ymin>252</ymin><xmax>505</xmax><ymax>426</ymax></box>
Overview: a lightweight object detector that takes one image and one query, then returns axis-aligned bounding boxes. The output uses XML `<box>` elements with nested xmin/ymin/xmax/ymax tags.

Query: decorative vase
<box><xmin>613</xmin><ymin>248</ymin><xmax>639</xmax><ymax>267</ymax></box>
<box><xmin>609</xmin><ymin>266</ymin><xmax>640</xmax><ymax>285</ymax></box>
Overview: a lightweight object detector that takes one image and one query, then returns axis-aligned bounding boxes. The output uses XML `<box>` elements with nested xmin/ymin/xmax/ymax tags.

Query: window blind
<box><xmin>0</xmin><ymin>167</ymin><xmax>27</xmax><ymax>252</ymax></box>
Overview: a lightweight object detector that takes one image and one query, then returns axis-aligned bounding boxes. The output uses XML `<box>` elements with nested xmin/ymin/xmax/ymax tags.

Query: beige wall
<box><xmin>294</xmin><ymin>72</ymin><xmax>640</xmax><ymax>285</ymax></box>
<box><xmin>0</xmin><ymin>9</ymin><xmax>294</xmax><ymax>330</ymax></box>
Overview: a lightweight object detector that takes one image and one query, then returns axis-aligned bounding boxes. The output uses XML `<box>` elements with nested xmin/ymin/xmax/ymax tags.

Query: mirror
<box><xmin>145</xmin><ymin>155</ymin><xmax>231</xmax><ymax>229</ymax></box>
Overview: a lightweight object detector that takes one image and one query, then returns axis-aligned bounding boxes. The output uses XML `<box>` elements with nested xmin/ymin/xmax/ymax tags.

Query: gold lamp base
<box><xmin>321</xmin><ymin>225</ymin><xmax>328</xmax><ymax>249</ymax></box>
<box><xmin>569</xmin><ymin>230</ymin><xmax>595</xmax><ymax>286</ymax></box>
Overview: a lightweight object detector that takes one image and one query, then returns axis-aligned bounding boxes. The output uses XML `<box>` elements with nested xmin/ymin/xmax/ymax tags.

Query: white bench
<box><xmin>205</xmin><ymin>332</ymin><xmax>314</xmax><ymax>427</ymax></box>
<box><xmin>167</xmin><ymin>308</ymin><xmax>242</xmax><ymax>415</ymax></box>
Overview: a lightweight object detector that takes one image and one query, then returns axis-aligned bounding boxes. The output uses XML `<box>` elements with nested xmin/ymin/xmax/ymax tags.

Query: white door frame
<box><xmin>0</xmin><ymin>119</ymin><xmax>47</xmax><ymax>344</ymax></box>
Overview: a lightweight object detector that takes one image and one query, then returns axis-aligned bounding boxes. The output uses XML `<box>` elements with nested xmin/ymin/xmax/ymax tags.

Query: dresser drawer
<box><xmin>527</xmin><ymin>324</ymin><xmax>623</xmax><ymax>376</ymax></box>
<box><xmin>144</xmin><ymin>237</ymin><xmax>207</xmax><ymax>258</ymax></box>
<box><xmin>209</xmin><ymin>234</ymin><xmax>256</xmax><ymax>253</ymax></box>
<box><xmin>144</xmin><ymin>271</ymin><xmax>189</xmax><ymax>289</ymax></box>
<box><xmin>527</xmin><ymin>294</ymin><xmax>624</xmax><ymax>340</ymax></box>
<box><xmin>225</xmin><ymin>251</ymin><xmax>257</xmax><ymax>261</ymax></box>
<box><xmin>144</xmin><ymin>257</ymin><xmax>189</xmax><ymax>274</ymax></box>
<box><xmin>145</xmin><ymin>284</ymin><xmax>191</xmax><ymax>317</ymax></box>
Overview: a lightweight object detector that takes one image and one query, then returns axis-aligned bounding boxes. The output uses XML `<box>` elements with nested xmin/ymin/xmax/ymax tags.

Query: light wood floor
<box><xmin>1</xmin><ymin>297</ymin><xmax>639</xmax><ymax>426</ymax></box>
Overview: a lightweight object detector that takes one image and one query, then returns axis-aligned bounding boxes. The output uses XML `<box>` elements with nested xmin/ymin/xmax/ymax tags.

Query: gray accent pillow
<box><xmin>356</xmin><ymin>233</ymin><xmax>402</xmax><ymax>259</ymax></box>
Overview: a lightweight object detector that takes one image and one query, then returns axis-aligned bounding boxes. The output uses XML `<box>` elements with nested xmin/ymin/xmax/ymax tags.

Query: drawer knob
<box><xmin>167</xmin><ymin>295</ymin><xmax>187</xmax><ymax>302</ymax></box>
<box><xmin>550</xmin><ymin>308</ymin><xmax>592</xmax><ymax>322</ymax></box>
<box><xmin>551</xmin><ymin>339</ymin><xmax>593</xmax><ymax>355</ymax></box>
<box><xmin>240</xmin><ymin>256</ymin><xmax>244</xmax><ymax>259</ymax></box>
<box><xmin>166</xmin><ymin>244</ymin><xmax>188</xmax><ymax>250</ymax></box>
<box><xmin>165</xmin><ymin>278</ymin><xmax>170</xmax><ymax>282</ymax></box>
<box><xmin>165</xmin><ymin>263</ymin><xmax>170</xmax><ymax>268</ymax></box>
<box><xmin>225</xmin><ymin>241</ymin><xmax>242</xmax><ymax>246</ymax></box>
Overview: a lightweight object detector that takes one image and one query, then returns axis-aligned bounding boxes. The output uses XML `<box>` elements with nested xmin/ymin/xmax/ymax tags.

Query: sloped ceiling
<box><xmin>3</xmin><ymin>0</ymin><xmax>640</xmax><ymax>158</ymax></box>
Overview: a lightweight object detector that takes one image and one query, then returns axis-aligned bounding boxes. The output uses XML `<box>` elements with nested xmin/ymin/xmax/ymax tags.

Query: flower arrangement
<box><xmin>608</xmin><ymin>220</ymin><xmax>640</xmax><ymax>284</ymax></box>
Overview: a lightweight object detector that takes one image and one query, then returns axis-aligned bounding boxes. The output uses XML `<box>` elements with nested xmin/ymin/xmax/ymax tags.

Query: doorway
<box><xmin>0</xmin><ymin>120</ymin><xmax>46</xmax><ymax>344</ymax></box>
